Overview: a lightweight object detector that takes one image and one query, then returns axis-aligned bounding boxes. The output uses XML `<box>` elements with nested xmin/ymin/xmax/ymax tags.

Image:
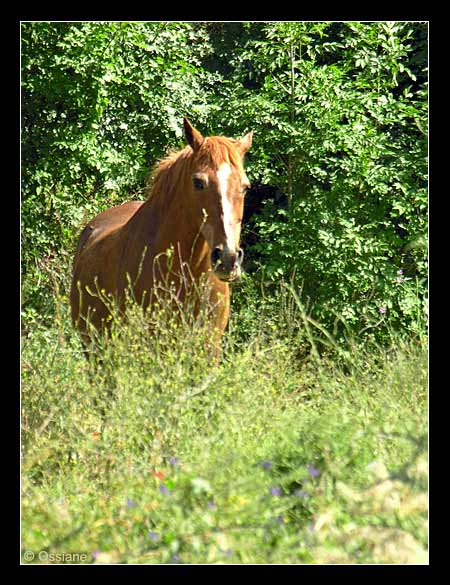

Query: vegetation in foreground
<box><xmin>21</xmin><ymin>276</ymin><xmax>428</xmax><ymax>565</ymax></box>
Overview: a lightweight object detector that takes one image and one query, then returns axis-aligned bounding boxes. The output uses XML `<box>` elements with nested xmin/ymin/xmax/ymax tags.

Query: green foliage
<box><xmin>21</xmin><ymin>21</ymin><xmax>427</xmax><ymax>344</ymax></box>
<box><xmin>219</xmin><ymin>22</ymin><xmax>428</xmax><ymax>342</ymax></box>
<box><xmin>21</xmin><ymin>22</ymin><xmax>428</xmax><ymax>564</ymax></box>
<box><xmin>21</xmin><ymin>22</ymin><xmax>219</xmax><ymax>266</ymax></box>
<box><xmin>21</xmin><ymin>288</ymin><xmax>427</xmax><ymax>564</ymax></box>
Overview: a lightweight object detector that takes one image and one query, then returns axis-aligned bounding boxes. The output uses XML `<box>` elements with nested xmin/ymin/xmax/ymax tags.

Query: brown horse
<box><xmin>70</xmin><ymin>118</ymin><xmax>253</xmax><ymax>352</ymax></box>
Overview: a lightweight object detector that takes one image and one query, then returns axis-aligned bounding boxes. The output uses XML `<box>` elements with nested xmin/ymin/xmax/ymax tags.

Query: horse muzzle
<box><xmin>211</xmin><ymin>246</ymin><xmax>244</xmax><ymax>282</ymax></box>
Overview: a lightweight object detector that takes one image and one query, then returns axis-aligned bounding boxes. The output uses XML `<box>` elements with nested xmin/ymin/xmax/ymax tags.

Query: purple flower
<box><xmin>159</xmin><ymin>484</ymin><xmax>171</xmax><ymax>496</ymax></box>
<box><xmin>92</xmin><ymin>550</ymin><xmax>101</xmax><ymax>560</ymax></box>
<box><xmin>171</xmin><ymin>554</ymin><xmax>180</xmax><ymax>563</ymax></box>
<box><xmin>169</xmin><ymin>456</ymin><xmax>179</xmax><ymax>467</ymax></box>
<box><xmin>307</xmin><ymin>465</ymin><xmax>320</xmax><ymax>478</ymax></box>
<box><xmin>379</xmin><ymin>306</ymin><xmax>387</xmax><ymax>314</ymax></box>
<box><xmin>207</xmin><ymin>500</ymin><xmax>216</xmax><ymax>509</ymax></box>
<box><xmin>270</xmin><ymin>486</ymin><xmax>281</xmax><ymax>497</ymax></box>
<box><xmin>261</xmin><ymin>460</ymin><xmax>273</xmax><ymax>470</ymax></box>
<box><xmin>223</xmin><ymin>548</ymin><xmax>233</xmax><ymax>557</ymax></box>
<box><xmin>148</xmin><ymin>531</ymin><xmax>159</xmax><ymax>541</ymax></box>
<box><xmin>126</xmin><ymin>498</ymin><xmax>136</xmax><ymax>508</ymax></box>
<box><xmin>397</xmin><ymin>269</ymin><xmax>403</xmax><ymax>275</ymax></box>
<box><xmin>396</xmin><ymin>276</ymin><xmax>404</xmax><ymax>283</ymax></box>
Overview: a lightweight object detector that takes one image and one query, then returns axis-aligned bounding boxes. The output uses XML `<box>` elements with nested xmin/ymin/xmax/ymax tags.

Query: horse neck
<box><xmin>128</xmin><ymin>154</ymin><xmax>211</xmax><ymax>270</ymax></box>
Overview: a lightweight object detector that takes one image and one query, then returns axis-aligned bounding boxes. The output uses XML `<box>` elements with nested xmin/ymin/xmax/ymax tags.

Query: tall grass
<box><xmin>21</xmin><ymin>261</ymin><xmax>428</xmax><ymax>564</ymax></box>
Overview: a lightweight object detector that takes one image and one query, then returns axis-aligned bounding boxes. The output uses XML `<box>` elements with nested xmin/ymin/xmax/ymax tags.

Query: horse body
<box><xmin>70</xmin><ymin>119</ymin><xmax>252</xmax><ymax>350</ymax></box>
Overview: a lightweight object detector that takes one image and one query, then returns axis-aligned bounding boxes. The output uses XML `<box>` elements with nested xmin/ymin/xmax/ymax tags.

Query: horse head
<box><xmin>183</xmin><ymin>117</ymin><xmax>253</xmax><ymax>282</ymax></box>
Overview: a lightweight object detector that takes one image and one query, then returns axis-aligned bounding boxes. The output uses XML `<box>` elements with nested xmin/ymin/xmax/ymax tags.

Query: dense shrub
<box><xmin>21</xmin><ymin>21</ymin><xmax>428</xmax><ymax>344</ymax></box>
<box><xmin>21</xmin><ymin>22</ymin><xmax>219</xmax><ymax>266</ymax></box>
<box><xmin>215</xmin><ymin>22</ymin><xmax>428</xmax><ymax>342</ymax></box>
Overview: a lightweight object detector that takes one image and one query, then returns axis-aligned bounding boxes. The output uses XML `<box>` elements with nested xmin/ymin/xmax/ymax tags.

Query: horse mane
<box><xmin>145</xmin><ymin>146</ymin><xmax>191</xmax><ymax>204</ymax></box>
<box><xmin>145</xmin><ymin>136</ymin><xmax>244</xmax><ymax>208</ymax></box>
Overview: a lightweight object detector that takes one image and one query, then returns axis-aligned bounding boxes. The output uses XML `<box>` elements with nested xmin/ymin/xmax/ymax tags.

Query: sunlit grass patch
<box><xmin>21</xmin><ymin>282</ymin><xmax>427</xmax><ymax>564</ymax></box>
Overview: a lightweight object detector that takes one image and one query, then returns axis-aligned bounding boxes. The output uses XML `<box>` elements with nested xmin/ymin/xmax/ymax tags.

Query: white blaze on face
<box><xmin>216</xmin><ymin>162</ymin><xmax>235</xmax><ymax>250</ymax></box>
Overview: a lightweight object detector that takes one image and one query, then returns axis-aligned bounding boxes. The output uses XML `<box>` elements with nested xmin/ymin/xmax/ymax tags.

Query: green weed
<box><xmin>21</xmin><ymin>276</ymin><xmax>427</xmax><ymax>564</ymax></box>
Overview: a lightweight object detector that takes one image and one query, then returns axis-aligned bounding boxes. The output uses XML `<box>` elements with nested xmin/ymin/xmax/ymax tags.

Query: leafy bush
<box><xmin>21</xmin><ymin>21</ymin><xmax>428</xmax><ymax>345</ymax></box>
<box><xmin>21</xmin><ymin>22</ymin><xmax>220</xmax><ymax>267</ymax></box>
<box><xmin>217</xmin><ymin>22</ymin><xmax>428</xmax><ymax>343</ymax></box>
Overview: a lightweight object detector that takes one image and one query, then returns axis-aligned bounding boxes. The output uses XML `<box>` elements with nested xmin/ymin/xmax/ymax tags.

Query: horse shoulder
<box><xmin>74</xmin><ymin>201</ymin><xmax>145</xmax><ymax>259</ymax></box>
<box><xmin>88</xmin><ymin>201</ymin><xmax>145</xmax><ymax>234</ymax></box>
<box><xmin>70</xmin><ymin>201</ymin><xmax>146</xmax><ymax>328</ymax></box>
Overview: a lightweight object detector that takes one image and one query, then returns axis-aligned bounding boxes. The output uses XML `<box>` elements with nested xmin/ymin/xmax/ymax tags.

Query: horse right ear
<box><xmin>183</xmin><ymin>118</ymin><xmax>204</xmax><ymax>152</ymax></box>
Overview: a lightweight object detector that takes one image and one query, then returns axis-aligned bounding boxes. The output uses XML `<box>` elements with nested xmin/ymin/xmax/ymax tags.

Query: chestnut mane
<box><xmin>146</xmin><ymin>136</ymin><xmax>244</xmax><ymax>207</ymax></box>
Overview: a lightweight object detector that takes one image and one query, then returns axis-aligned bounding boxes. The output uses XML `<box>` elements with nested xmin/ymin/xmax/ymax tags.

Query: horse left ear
<box><xmin>184</xmin><ymin>117</ymin><xmax>204</xmax><ymax>152</ymax></box>
<box><xmin>238</xmin><ymin>131</ymin><xmax>253</xmax><ymax>154</ymax></box>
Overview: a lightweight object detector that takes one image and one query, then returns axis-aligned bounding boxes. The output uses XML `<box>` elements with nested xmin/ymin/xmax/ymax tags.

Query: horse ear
<box><xmin>238</xmin><ymin>130</ymin><xmax>253</xmax><ymax>154</ymax></box>
<box><xmin>183</xmin><ymin>118</ymin><xmax>204</xmax><ymax>152</ymax></box>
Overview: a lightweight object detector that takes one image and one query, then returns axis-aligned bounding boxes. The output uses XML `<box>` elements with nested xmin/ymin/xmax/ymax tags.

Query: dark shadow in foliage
<box><xmin>241</xmin><ymin>183</ymin><xmax>288</xmax><ymax>273</ymax></box>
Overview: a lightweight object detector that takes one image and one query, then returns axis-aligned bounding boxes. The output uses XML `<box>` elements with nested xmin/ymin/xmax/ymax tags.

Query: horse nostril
<box><xmin>211</xmin><ymin>247</ymin><xmax>222</xmax><ymax>266</ymax></box>
<box><xmin>236</xmin><ymin>248</ymin><xmax>244</xmax><ymax>265</ymax></box>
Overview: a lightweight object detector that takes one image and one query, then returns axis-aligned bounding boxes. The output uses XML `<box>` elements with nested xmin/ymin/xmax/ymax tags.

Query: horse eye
<box><xmin>193</xmin><ymin>177</ymin><xmax>205</xmax><ymax>191</ymax></box>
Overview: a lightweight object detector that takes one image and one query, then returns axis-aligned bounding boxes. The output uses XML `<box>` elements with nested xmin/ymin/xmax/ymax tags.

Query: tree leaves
<box><xmin>21</xmin><ymin>21</ymin><xmax>428</xmax><ymax>342</ymax></box>
<box><xmin>220</xmin><ymin>22</ymin><xmax>427</xmax><ymax>340</ymax></box>
<box><xmin>21</xmin><ymin>22</ymin><xmax>218</xmax><ymax>266</ymax></box>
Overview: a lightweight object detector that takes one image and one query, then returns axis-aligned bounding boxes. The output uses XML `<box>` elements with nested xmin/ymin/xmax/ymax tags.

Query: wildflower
<box><xmin>261</xmin><ymin>460</ymin><xmax>273</xmax><ymax>470</ymax></box>
<box><xmin>169</xmin><ymin>456</ymin><xmax>179</xmax><ymax>467</ymax></box>
<box><xmin>126</xmin><ymin>498</ymin><xmax>136</xmax><ymax>508</ymax></box>
<box><xmin>307</xmin><ymin>465</ymin><xmax>320</xmax><ymax>478</ymax></box>
<box><xmin>148</xmin><ymin>531</ymin><xmax>159</xmax><ymax>541</ymax></box>
<box><xmin>207</xmin><ymin>500</ymin><xmax>216</xmax><ymax>509</ymax></box>
<box><xmin>171</xmin><ymin>554</ymin><xmax>180</xmax><ymax>563</ymax></box>
<box><xmin>379</xmin><ymin>306</ymin><xmax>387</xmax><ymax>314</ymax></box>
<box><xmin>397</xmin><ymin>269</ymin><xmax>403</xmax><ymax>275</ymax></box>
<box><xmin>223</xmin><ymin>548</ymin><xmax>233</xmax><ymax>557</ymax></box>
<box><xmin>159</xmin><ymin>484</ymin><xmax>171</xmax><ymax>496</ymax></box>
<box><xmin>396</xmin><ymin>276</ymin><xmax>404</xmax><ymax>283</ymax></box>
<box><xmin>92</xmin><ymin>550</ymin><xmax>101</xmax><ymax>560</ymax></box>
<box><xmin>152</xmin><ymin>469</ymin><xmax>165</xmax><ymax>481</ymax></box>
<box><xmin>270</xmin><ymin>486</ymin><xmax>281</xmax><ymax>497</ymax></box>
